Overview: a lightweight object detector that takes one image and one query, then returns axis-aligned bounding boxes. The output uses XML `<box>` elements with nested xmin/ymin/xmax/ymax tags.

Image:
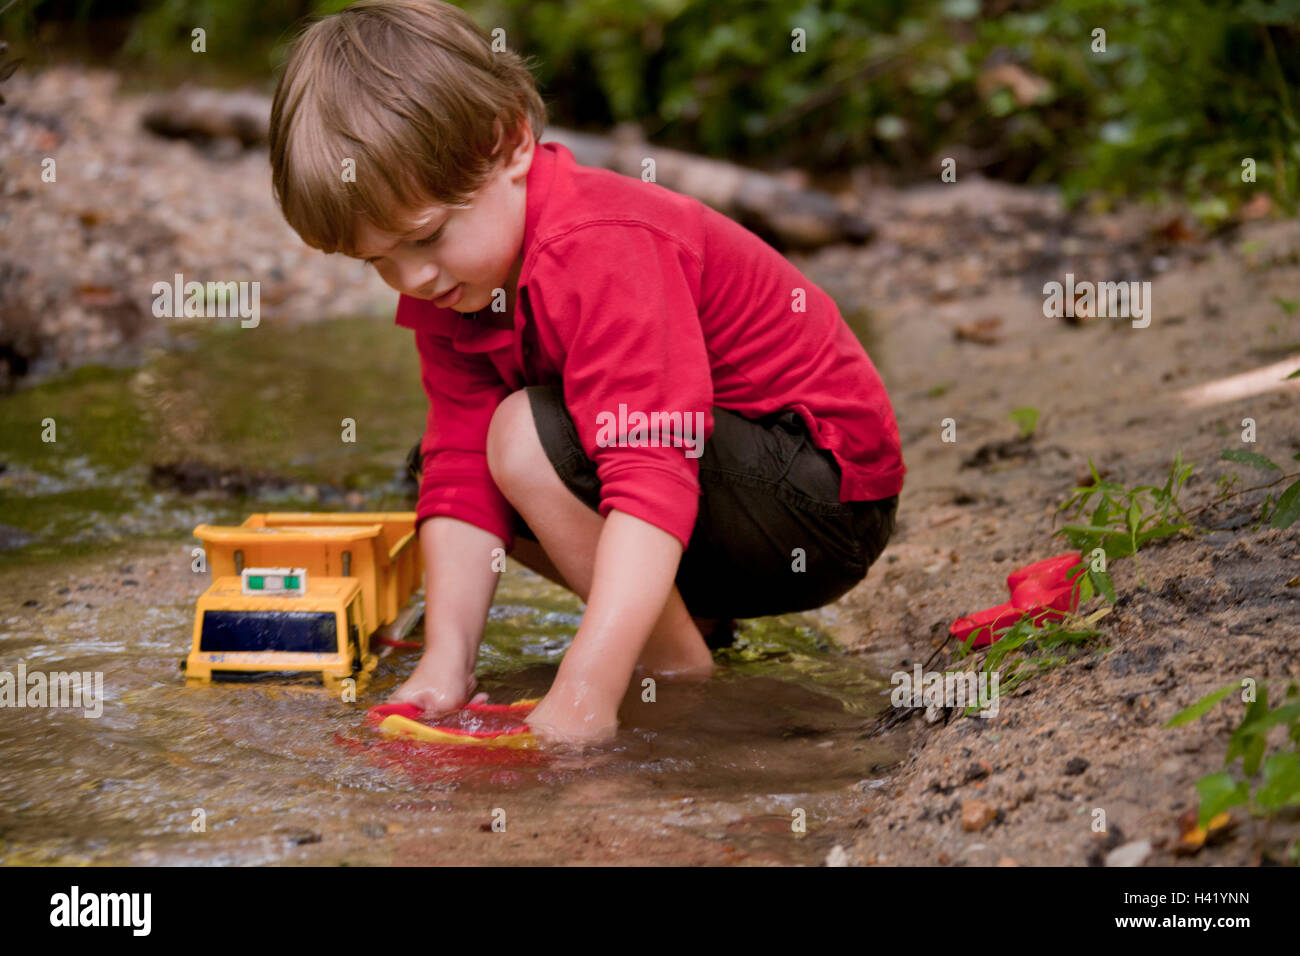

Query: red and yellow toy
<box><xmin>368</xmin><ymin>698</ymin><xmax>541</xmax><ymax>749</ymax></box>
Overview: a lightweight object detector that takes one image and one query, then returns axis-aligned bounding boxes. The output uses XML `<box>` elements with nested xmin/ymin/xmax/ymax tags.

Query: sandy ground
<box><xmin>799</xmin><ymin>192</ymin><xmax>1300</xmax><ymax>866</ymax></box>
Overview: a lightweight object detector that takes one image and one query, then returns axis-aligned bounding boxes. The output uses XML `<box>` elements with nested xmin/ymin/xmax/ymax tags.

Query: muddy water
<box><xmin>0</xmin><ymin>549</ymin><xmax>901</xmax><ymax>866</ymax></box>
<box><xmin>0</xmin><ymin>317</ymin><xmax>902</xmax><ymax>866</ymax></box>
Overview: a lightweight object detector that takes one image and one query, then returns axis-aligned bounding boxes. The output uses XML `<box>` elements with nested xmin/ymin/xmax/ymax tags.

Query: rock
<box><xmin>825</xmin><ymin>845</ymin><xmax>850</xmax><ymax>867</ymax></box>
<box><xmin>277</xmin><ymin>828</ymin><xmax>322</xmax><ymax>846</ymax></box>
<box><xmin>0</xmin><ymin>523</ymin><xmax>33</xmax><ymax>551</ymax></box>
<box><xmin>954</xmin><ymin>316</ymin><xmax>1003</xmax><ymax>345</ymax></box>
<box><xmin>961</xmin><ymin>799</ymin><xmax>996</xmax><ymax>832</ymax></box>
<box><xmin>1105</xmin><ymin>839</ymin><xmax>1153</xmax><ymax>867</ymax></box>
<box><xmin>1064</xmin><ymin>756</ymin><xmax>1090</xmax><ymax>776</ymax></box>
<box><xmin>997</xmin><ymin>856</ymin><xmax>1019</xmax><ymax>866</ymax></box>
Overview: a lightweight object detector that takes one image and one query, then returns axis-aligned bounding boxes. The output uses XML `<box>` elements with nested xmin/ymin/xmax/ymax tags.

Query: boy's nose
<box><xmin>396</xmin><ymin>258</ymin><xmax>439</xmax><ymax>298</ymax></box>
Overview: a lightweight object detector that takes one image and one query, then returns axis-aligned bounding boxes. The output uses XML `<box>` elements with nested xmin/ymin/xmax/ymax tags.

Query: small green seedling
<box><xmin>1008</xmin><ymin>406</ymin><xmax>1039</xmax><ymax>439</ymax></box>
<box><xmin>1272</xmin><ymin>296</ymin><xmax>1298</xmax><ymax>316</ymax></box>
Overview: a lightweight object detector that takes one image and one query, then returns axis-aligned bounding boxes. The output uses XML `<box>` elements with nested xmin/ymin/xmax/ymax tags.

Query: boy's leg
<box><xmin>512</xmin><ymin>533</ymin><xmax>736</xmax><ymax>651</ymax></box>
<box><xmin>414</xmin><ymin>434</ymin><xmax>712</xmax><ymax>663</ymax></box>
<box><xmin>486</xmin><ymin>390</ymin><xmax>714</xmax><ymax>680</ymax></box>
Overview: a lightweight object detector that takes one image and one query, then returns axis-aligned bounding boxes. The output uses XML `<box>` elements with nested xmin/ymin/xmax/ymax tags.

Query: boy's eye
<box><xmin>362</xmin><ymin>226</ymin><xmax>444</xmax><ymax>264</ymax></box>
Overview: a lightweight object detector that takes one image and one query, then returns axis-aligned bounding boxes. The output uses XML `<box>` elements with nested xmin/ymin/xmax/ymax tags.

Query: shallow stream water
<box><xmin>0</xmin><ymin>316</ymin><xmax>901</xmax><ymax>866</ymax></box>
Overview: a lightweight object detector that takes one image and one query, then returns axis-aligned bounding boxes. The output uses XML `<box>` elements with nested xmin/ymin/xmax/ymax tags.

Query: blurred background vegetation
<box><xmin>3</xmin><ymin>0</ymin><xmax>1298</xmax><ymax>212</ymax></box>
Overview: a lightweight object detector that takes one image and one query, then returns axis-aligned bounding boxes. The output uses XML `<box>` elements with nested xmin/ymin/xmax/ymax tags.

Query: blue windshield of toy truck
<box><xmin>199</xmin><ymin>610</ymin><xmax>338</xmax><ymax>653</ymax></box>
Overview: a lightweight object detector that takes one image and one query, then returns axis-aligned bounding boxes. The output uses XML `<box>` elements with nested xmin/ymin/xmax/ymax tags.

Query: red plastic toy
<box><xmin>366</xmin><ymin>697</ymin><xmax>540</xmax><ymax>748</ymax></box>
<box><xmin>949</xmin><ymin>552</ymin><xmax>1084</xmax><ymax>648</ymax></box>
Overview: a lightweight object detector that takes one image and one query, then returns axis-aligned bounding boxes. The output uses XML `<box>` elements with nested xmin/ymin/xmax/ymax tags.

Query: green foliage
<box><xmin>119</xmin><ymin>0</ymin><xmax>323</xmax><ymax>80</ymax></box>
<box><xmin>1167</xmin><ymin>681</ymin><xmax>1300</xmax><ymax>829</ymax></box>
<box><xmin>464</xmin><ymin>0</ymin><xmax>1300</xmax><ymax>210</ymax></box>
<box><xmin>8</xmin><ymin>0</ymin><xmax>1293</xmax><ymax>207</ymax></box>
<box><xmin>1217</xmin><ymin>448</ymin><xmax>1300</xmax><ymax>529</ymax></box>
<box><xmin>1221</xmin><ymin>448</ymin><xmax>1282</xmax><ymax>471</ymax></box>
<box><xmin>952</xmin><ymin>609</ymin><xmax>1108</xmax><ymax>716</ymax></box>
<box><xmin>1008</xmin><ymin>405</ymin><xmax>1039</xmax><ymax>439</ymax></box>
<box><xmin>1055</xmin><ymin>453</ymin><xmax>1195</xmax><ymax>588</ymax></box>
<box><xmin>1166</xmin><ymin>682</ymin><xmax>1238</xmax><ymax>726</ymax></box>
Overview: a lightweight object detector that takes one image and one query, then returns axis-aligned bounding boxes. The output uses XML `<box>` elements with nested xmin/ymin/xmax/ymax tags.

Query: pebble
<box><xmin>1105</xmin><ymin>839</ymin><xmax>1153</xmax><ymax>867</ymax></box>
<box><xmin>961</xmin><ymin>799</ymin><xmax>996</xmax><ymax>832</ymax></box>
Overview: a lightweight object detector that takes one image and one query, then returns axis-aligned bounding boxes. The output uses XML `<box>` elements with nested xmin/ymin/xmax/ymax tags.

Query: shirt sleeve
<box><xmin>530</xmin><ymin>223</ymin><xmax>713</xmax><ymax>549</ymax></box>
<box><xmin>411</xmin><ymin>327</ymin><xmax>516</xmax><ymax>550</ymax></box>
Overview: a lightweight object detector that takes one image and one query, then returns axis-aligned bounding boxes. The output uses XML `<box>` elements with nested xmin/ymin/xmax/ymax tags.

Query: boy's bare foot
<box><xmin>635</xmin><ymin>620</ymin><xmax>715</xmax><ymax>681</ymax></box>
<box><xmin>524</xmin><ymin>688</ymin><xmax>619</xmax><ymax>748</ymax></box>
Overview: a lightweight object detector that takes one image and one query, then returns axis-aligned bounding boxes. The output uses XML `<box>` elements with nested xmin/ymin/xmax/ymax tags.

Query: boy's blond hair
<box><xmin>270</xmin><ymin>0</ymin><xmax>546</xmax><ymax>256</ymax></box>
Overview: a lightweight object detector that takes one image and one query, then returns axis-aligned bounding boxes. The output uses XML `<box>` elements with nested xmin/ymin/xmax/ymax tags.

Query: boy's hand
<box><xmin>389</xmin><ymin>516</ymin><xmax>503</xmax><ymax>716</ymax></box>
<box><xmin>523</xmin><ymin>687</ymin><xmax>619</xmax><ymax>747</ymax></box>
<box><xmin>387</xmin><ymin>655</ymin><xmax>482</xmax><ymax>716</ymax></box>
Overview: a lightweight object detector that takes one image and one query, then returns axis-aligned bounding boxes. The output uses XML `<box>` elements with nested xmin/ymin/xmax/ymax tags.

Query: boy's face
<box><xmin>353</xmin><ymin>122</ymin><xmax>534</xmax><ymax>313</ymax></box>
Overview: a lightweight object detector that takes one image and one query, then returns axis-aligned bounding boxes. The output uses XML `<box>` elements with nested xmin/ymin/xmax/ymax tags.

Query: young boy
<box><xmin>269</xmin><ymin>0</ymin><xmax>904</xmax><ymax>746</ymax></box>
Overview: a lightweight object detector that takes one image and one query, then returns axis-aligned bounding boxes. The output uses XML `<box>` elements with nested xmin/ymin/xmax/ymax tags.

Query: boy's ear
<box><xmin>494</xmin><ymin>113</ymin><xmax>534</xmax><ymax>180</ymax></box>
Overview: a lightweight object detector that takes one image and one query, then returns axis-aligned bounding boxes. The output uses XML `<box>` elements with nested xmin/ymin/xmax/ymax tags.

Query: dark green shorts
<box><xmin>511</xmin><ymin>385</ymin><xmax>898</xmax><ymax>620</ymax></box>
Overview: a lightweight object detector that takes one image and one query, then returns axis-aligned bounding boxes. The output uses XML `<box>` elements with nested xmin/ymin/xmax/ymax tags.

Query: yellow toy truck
<box><xmin>183</xmin><ymin>512</ymin><xmax>424</xmax><ymax>690</ymax></box>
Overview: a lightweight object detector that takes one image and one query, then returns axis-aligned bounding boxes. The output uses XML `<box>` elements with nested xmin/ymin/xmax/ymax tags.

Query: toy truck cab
<box><xmin>185</xmin><ymin>569</ymin><xmax>377</xmax><ymax>689</ymax></box>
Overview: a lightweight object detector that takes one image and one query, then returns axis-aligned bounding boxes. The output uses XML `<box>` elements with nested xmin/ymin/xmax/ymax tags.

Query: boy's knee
<box><xmin>486</xmin><ymin>389</ymin><xmax>541</xmax><ymax>490</ymax></box>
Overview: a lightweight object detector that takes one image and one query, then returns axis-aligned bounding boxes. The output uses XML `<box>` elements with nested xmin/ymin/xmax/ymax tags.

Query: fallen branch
<box><xmin>140</xmin><ymin>87</ymin><xmax>873</xmax><ymax>251</ymax></box>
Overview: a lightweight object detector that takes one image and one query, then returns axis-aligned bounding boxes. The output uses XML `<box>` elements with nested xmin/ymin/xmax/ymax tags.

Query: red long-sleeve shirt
<box><xmin>395</xmin><ymin>141</ymin><xmax>904</xmax><ymax>551</ymax></box>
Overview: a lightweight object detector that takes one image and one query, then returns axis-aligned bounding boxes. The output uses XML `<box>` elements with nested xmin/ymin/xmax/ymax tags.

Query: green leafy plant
<box><xmin>1167</xmin><ymin>681</ymin><xmax>1300</xmax><ymax>836</ymax></box>
<box><xmin>1216</xmin><ymin>449</ymin><xmax>1300</xmax><ymax>529</ymax></box>
<box><xmin>1054</xmin><ymin>453</ymin><xmax>1196</xmax><ymax>589</ymax></box>
<box><xmin>31</xmin><ymin>0</ymin><xmax>1291</xmax><ymax>211</ymax></box>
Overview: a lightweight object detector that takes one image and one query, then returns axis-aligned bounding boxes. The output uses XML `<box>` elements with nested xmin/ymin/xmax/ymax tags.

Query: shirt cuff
<box><xmin>597</xmin><ymin>464</ymin><xmax>699</xmax><ymax>550</ymax></box>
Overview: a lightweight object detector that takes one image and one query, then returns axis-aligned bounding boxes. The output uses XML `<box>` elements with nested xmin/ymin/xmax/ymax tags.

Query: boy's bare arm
<box><xmin>524</xmin><ymin>510</ymin><xmax>682</xmax><ymax>744</ymax></box>
<box><xmin>388</xmin><ymin>516</ymin><xmax>502</xmax><ymax>713</ymax></box>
